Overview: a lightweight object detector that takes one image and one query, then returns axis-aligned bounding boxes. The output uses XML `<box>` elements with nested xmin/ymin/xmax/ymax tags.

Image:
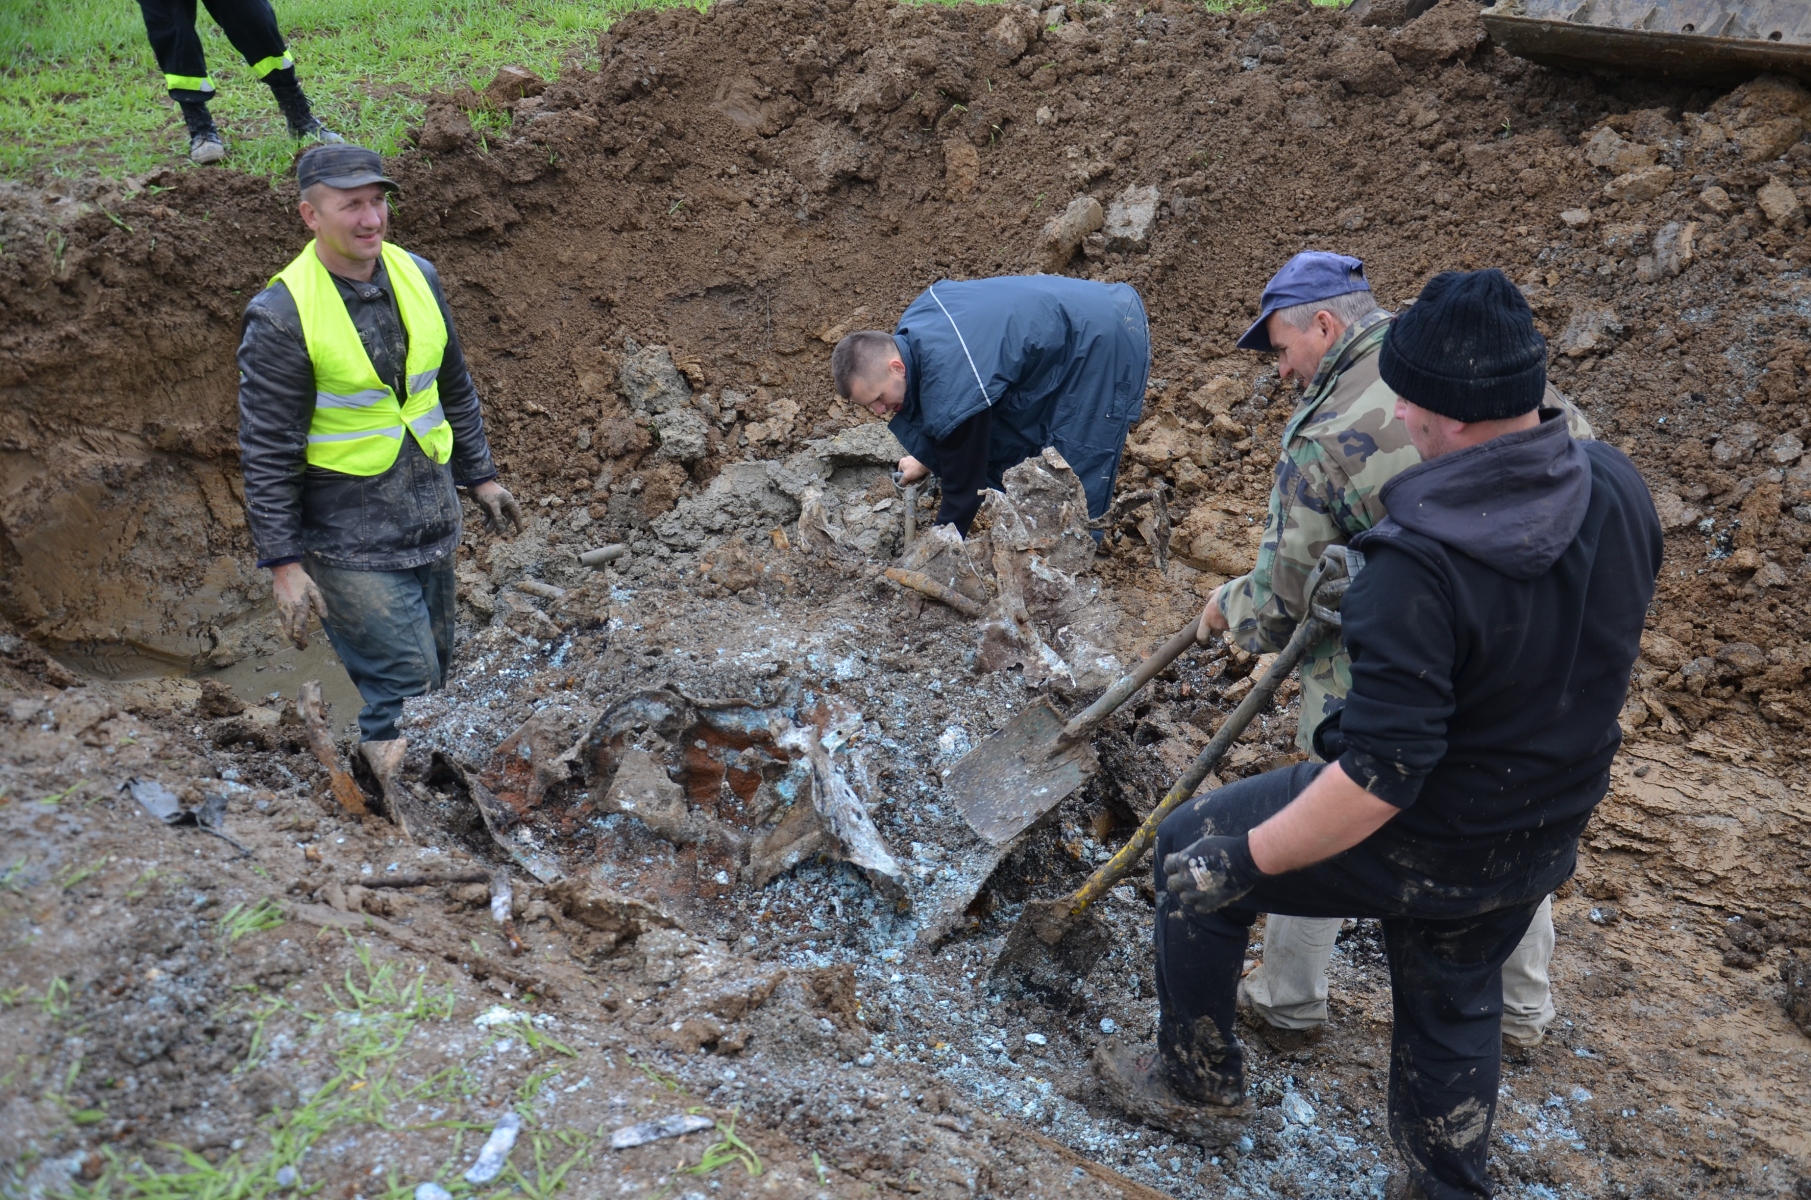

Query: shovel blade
<box><xmin>989</xmin><ymin>897</ymin><xmax>1112</xmax><ymax>999</ymax></box>
<box><xmin>945</xmin><ymin>696</ymin><xmax>1099</xmax><ymax>847</ymax></box>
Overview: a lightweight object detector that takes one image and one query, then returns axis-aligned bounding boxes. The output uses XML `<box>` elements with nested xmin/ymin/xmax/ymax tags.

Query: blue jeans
<box><xmin>303</xmin><ymin>556</ymin><xmax>454</xmax><ymax>742</ymax></box>
<box><xmin>1154</xmin><ymin>763</ymin><xmax>1566</xmax><ymax>1200</ymax></box>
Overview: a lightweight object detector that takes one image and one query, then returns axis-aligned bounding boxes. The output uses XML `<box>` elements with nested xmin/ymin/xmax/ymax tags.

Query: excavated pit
<box><xmin>5</xmin><ymin>0</ymin><xmax>1811</xmax><ymax>1196</ymax></box>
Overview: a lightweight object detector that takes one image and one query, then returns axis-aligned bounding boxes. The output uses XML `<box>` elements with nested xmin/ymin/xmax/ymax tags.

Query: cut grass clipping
<box><xmin>0</xmin><ymin>0</ymin><xmax>704</xmax><ymax>181</ymax></box>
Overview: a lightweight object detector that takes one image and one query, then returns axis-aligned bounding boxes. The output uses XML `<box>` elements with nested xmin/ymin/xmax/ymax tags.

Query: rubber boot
<box><xmin>361</xmin><ymin>737</ymin><xmax>433</xmax><ymax>842</ymax></box>
<box><xmin>360</xmin><ymin>737</ymin><xmax>406</xmax><ymax>817</ymax></box>
<box><xmin>269</xmin><ymin>79</ymin><xmax>344</xmax><ymax>144</ymax></box>
<box><xmin>179</xmin><ymin>100</ymin><xmax>226</xmax><ymax>165</ymax></box>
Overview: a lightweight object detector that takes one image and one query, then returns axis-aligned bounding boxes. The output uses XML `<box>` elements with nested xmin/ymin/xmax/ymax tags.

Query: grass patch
<box><xmin>218</xmin><ymin>897</ymin><xmax>286</xmax><ymax>943</ymax></box>
<box><xmin>682</xmin><ymin>1107</ymin><xmax>763</xmax><ymax>1181</ymax></box>
<box><xmin>0</xmin><ymin>0</ymin><xmax>706</xmax><ymax>182</ymax></box>
<box><xmin>66</xmin><ymin>944</ymin><xmax>463</xmax><ymax>1200</ymax></box>
<box><xmin>56</xmin><ymin>854</ymin><xmax>112</xmax><ymax>893</ymax></box>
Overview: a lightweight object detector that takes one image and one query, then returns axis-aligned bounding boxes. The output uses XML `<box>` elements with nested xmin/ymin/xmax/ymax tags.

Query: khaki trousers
<box><xmin>1240</xmin><ymin>894</ymin><xmax>1556</xmax><ymax>1044</ymax></box>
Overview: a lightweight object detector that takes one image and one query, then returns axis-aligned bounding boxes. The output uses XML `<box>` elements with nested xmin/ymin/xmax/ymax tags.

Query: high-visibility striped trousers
<box><xmin>137</xmin><ymin>0</ymin><xmax>293</xmax><ymax>105</ymax></box>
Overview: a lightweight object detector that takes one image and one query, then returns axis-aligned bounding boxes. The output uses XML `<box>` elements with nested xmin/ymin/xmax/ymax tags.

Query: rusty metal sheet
<box><xmin>943</xmin><ymin>695</ymin><xmax>1100</xmax><ymax>848</ymax></box>
<box><xmin>1484</xmin><ymin>0</ymin><xmax>1811</xmax><ymax>84</ymax></box>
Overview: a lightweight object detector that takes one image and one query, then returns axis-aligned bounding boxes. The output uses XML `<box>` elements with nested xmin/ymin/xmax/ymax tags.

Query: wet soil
<box><xmin>5</xmin><ymin>0</ymin><xmax>1811</xmax><ymax>1195</ymax></box>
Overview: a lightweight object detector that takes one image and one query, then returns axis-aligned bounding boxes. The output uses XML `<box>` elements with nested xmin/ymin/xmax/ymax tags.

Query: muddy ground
<box><xmin>5</xmin><ymin>0</ymin><xmax>1811</xmax><ymax>1195</ymax></box>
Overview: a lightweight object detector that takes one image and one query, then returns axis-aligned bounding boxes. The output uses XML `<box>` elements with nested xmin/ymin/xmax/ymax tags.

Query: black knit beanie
<box><xmin>1378</xmin><ymin>269</ymin><xmax>1547</xmax><ymax>422</ymax></box>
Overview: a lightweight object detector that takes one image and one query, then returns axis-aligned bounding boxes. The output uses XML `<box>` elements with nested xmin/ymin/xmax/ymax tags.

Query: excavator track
<box><xmin>1483</xmin><ymin>0</ymin><xmax>1811</xmax><ymax>85</ymax></box>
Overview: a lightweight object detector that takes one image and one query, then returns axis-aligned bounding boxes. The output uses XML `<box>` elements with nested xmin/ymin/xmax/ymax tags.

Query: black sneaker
<box><xmin>1092</xmin><ymin>1037</ymin><xmax>1247</xmax><ymax>1147</ymax></box>
<box><xmin>272</xmin><ymin>84</ymin><xmax>344</xmax><ymax>143</ymax></box>
<box><xmin>290</xmin><ymin>114</ymin><xmax>345</xmax><ymax>144</ymax></box>
<box><xmin>178</xmin><ymin>99</ymin><xmax>225</xmax><ymax>164</ymax></box>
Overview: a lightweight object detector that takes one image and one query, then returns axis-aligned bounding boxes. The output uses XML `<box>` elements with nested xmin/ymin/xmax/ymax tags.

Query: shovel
<box><xmin>916</xmin><ymin>617</ymin><xmax>1206</xmax><ymax>943</ymax></box>
<box><xmin>989</xmin><ymin>556</ymin><xmax>1350</xmax><ymax>997</ymax></box>
<box><xmin>946</xmin><ymin>616</ymin><xmax>1206</xmax><ymax>847</ymax></box>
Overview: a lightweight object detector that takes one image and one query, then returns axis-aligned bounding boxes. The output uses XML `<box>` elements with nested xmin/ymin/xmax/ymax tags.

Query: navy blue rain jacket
<box><xmin>887</xmin><ymin>275</ymin><xmax>1150</xmax><ymax>529</ymax></box>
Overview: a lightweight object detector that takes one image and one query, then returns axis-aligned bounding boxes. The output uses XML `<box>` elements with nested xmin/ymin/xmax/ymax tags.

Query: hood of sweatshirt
<box><xmin>1376</xmin><ymin>410</ymin><xmax>1592</xmax><ymax>581</ymax></box>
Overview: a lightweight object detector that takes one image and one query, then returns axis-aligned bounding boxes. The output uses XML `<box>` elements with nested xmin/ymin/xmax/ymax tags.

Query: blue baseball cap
<box><xmin>1236</xmin><ymin>251</ymin><xmax>1371</xmax><ymax>352</ymax></box>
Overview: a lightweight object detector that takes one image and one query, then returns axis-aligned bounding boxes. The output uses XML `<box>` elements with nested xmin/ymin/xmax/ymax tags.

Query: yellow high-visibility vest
<box><xmin>275</xmin><ymin>240</ymin><xmax>452</xmax><ymax>475</ymax></box>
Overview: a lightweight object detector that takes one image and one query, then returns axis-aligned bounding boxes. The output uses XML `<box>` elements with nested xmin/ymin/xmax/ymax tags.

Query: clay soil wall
<box><xmin>5</xmin><ymin>0</ymin><xmax>1811</xmax><ymax>762</ymax></box>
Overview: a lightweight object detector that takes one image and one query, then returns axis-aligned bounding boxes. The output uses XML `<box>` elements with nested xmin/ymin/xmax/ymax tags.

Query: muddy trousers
<box><xmin>1154</xmin><ymin>762</ymin><xmax>1558</xmax><ymax>1200</ymax></box>
<box><xmin>137</xmin><ymin>0</ymin><xmax>292</xmax><ymax>104</ymax></box>
<box><xmin>1244</xmin><ymin>898</ymin><xmax>1556</xmax><ymax>1042</ymax></box>
<box><xmin>303</xmin><ymin>556</ymin><xmax>455</xmax><ymax>743</ymax></box>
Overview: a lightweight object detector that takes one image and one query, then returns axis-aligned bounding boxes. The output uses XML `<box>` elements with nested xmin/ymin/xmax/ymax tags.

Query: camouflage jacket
<box><xmin>1215</xmin><ymin>309</ymin><xmax>1592</xmax><ymax>752</ymax></box>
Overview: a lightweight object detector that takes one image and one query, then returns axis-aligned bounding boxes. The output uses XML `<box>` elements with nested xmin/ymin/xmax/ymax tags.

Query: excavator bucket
<box><xmin>1482</xmin><ymin>0</ymin><xmax>1811</xmax><ymax>86</ymax></box>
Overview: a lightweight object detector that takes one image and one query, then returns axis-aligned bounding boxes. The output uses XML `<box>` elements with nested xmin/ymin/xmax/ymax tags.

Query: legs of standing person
<box><xmin>1245</xmin><ymin>905</ymin><xmax>1553</xmax><ymax>1050</ymax></box>
<box><xmin>302</xmin><ymin>557</ymin><xmax>454</xmax><ymax>744</ymax></box>
<box><xmin>1501</xmin><ymin>894</ymin><xmax>1556</xmax><ymax>1046</ymax></box>
<box><xmin>137</xmin><ymin>0</ymin><xmax>225</xmax><ymax>158</ymax></box>
<box><xmin>1152</xmin><ymin>761</ymin><xmax>1542</xmax><ymax>1197</ymax></box>
<box><xmin>1382</xmin><ymin>902</ymin><xmax>1540</xmax><ymax>1199</ymax></box>
<box><xmin>197</xmin><ymin>0</ymin><xmax>335</xmax><ymax>138</ymax></box>
<box><xmin>1239</xmin><ymin>914</ymin><xmax>1340</xmax><ymax>1029</ymax></box>
<box><xmin>1243</xmin><ymin>900</ymin><xmax>1557</xmax><ymax>1046</ymax></box>
<box><xmin>1151</xmin><ymin>762</ymin><xmax>1328</xmax><ymax>1099</ymax></box>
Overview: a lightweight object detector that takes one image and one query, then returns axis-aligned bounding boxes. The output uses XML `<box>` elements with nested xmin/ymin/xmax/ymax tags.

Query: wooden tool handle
<box><xmin>1058</xmin><ymin>617</ymin><xmax>1203</xmax><ymax>746</ymax></box>
<box><xmin>1062</xmin><ymin>611</ymin><xmax>1330</xmax><ymax>916</ymax></box>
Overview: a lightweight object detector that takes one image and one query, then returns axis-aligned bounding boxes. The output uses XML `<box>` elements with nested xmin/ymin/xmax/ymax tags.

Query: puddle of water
<box><xmin>203</xmin><ymin>640</ymin><xmax>365</xmax><ymax>737</ymax></box>
<box><xmin>50</xmin><ymin>634</ymin><xmax>365</xmax><ymax>737</ymax></box>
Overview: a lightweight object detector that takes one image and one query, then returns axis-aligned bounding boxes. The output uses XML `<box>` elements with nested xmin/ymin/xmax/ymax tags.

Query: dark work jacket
<box><xmin>887</xmin><ymin>275</ymin><xmax>1150</xmax><ymax>533</ymax></box>
<box><xmin>1316</xmin><ymin>412</ymin><xmax>1662</xmax><ymax>886</ymax></box>
<box><xmin>237</xmin><ymin>250</ymin><xmax>496</xmax><ymax>570</ymax></box>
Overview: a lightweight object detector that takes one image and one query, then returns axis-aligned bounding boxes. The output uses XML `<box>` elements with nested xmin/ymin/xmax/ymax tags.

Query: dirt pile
<box><xmin>6</xmin><ymin>0</ymin><xmax>1811</xmax><ymax>1194</ymax></box>
<box><xmin>0</xmin><ymin>0</ymin><xmax>1801</xmax><ymax>692</ymax></box>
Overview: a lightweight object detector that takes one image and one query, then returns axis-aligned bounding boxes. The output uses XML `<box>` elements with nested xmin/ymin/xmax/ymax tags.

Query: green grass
<box><xmin>218</xmin><ymin>897</ymin><xmax>286</xmax><ymax>943</ymax></box>
<box><xmin>0</xmin><ymin>0</ymin><xmax>705</xmax><ymax>182</ymax></box>
<box><xmin>66</xmin><ymin>944</ymin><xmax>465</xmax><ymax>1200</ymax></box>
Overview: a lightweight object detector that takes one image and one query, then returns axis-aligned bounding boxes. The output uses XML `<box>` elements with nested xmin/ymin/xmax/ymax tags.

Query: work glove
<box><xmin>271</xmin><ymin>564</ymin><xmax>330</xmax><ymax>650</ymax></box>
<box><xmin>1161</xmin><ymin>832</ymin><xmax>1265</xmax><ymax>917</ymax></box>
<box><xmin>473</xmin><ymin>482</ymin><xmax>525</xmax><ymax>536</ymax></box>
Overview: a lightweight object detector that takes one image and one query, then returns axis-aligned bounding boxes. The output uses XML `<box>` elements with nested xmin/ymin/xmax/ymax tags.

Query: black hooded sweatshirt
<box><xmin>1316</xmin><ymin>411</ymin><xmax>1662</xmax><ymax>884</ymax></box>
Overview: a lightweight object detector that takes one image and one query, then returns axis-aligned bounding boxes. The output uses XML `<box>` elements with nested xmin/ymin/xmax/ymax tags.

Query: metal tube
<box><xmin>579</xmin><ymin>543</ymin><xmax>628</xmax><ymax>568</ymax></box>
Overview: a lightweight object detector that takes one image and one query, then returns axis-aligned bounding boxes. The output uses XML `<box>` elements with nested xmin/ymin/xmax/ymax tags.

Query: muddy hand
<box><xmin>1161</xmin><ymin>832</ymin><xmax>1263</xmax><ymax>917</ymax></box>
<box><xmin>1197</xmin><ymin>591</ymin><xmax>1228</xmax><ymax>644</ymax></box>
<box><xmin>473</xmin><ymin>480</ymin><xmax>525</xmax><ymax>536</ymax></box>
<box><xmin>271</xmin><ymin>562</ymin><xmax>329</xmax><ymax>650</ymax></box>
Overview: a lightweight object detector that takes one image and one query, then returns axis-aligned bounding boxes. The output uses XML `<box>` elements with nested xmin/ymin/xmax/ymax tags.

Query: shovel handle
<box><xmin>1061</xmin><ymin>608</ymin><xmax>1334</xmax><ymax>917</ymax></box>
<box><xmin>1057</xmin><ymin>617</ymin><xmax>1203</xmax><ymax>746</ymax></box>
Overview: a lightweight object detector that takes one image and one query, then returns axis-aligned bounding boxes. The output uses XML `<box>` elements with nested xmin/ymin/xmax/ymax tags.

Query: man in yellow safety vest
<box><xmin>238</xmin><ymin>144</ymin><xmax>523</xmax><ymax>791</ymax></box>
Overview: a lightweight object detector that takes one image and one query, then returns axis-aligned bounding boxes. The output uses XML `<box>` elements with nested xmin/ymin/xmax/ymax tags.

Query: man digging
<box><xmin>238</xmin><ymin>144</ymin><xmax>523</xmax><ymax>798</ymax></box>
<box><xmin>831</xmin><ymin>275</ymin><xmax>1150</xmax><ymax>535</ymax></box>
<box><xmin>1097</xmin><ymin>269</ymin><xmax>1662</xmax><ymax>1199</ymax></box>
<box><xmin>1203</xmin><ymin>251</ymin><xmax>1591</xmax><ymax>1057</ymax></box>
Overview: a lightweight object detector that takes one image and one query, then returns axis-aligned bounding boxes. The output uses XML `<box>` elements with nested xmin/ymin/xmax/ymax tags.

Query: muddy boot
<box><xmin>1092</xmin><ymin>1037</ymin><xmax>1247</xmax><ymax>1147</ymax></box>
<box><xmin>1239</xmin><ymin>1007</ymin><xmax>1324</xmax><ymax>1055</ymax></box>
<box><xmin>179</xmin><ymin>100</ymin><xmax>226</xmax><ymax>165</ymax></box>
<box><xmin>269</xmin><ymin>79</ymin><xmax>344</xmax><ymax>144</ymax></box>
<box><xmin>1383</xmin><ymin>1170</ymin><xmax>1433</xmax><ymax>1200</ymax></box>
<box><xmin>1502</xmin><ymin>1024</ymin><xmax>1545</xmax><ymax>1064</ymax></box>
<box><xmin>362</xmin><ymin>738</ymin><xmax>429</xmax><ymax>839</ymax></box>
<box><xmin>1502</xmin><ymin>1023</ymin><xmax>1545</xmax><ymax>1051</ymax></box>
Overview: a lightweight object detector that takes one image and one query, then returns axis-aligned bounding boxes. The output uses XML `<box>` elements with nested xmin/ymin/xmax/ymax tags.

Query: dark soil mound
<box><xmin>4</xmin><ymin>0</ymin><xmax>1811</xmax><ymax>754</ymax></box>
